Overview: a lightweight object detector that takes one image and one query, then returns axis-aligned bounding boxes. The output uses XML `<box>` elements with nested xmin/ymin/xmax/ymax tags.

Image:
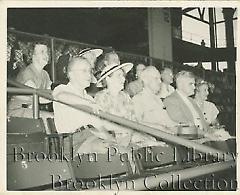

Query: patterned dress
<box><xmin>95</xmin><ymin>89</ymin><xmax>134</xmax><ymax>120</ymax></box>
<box><xmin>95</xmin><ymin>89</ymin><xmax>166</xmax><ymax>148</ymax></box>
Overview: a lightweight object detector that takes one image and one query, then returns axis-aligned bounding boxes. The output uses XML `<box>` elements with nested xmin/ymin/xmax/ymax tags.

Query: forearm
<box><xmin>54</xmin><ymin>91</ymin><xmax>94</xmax><ymax>106</ymax></box>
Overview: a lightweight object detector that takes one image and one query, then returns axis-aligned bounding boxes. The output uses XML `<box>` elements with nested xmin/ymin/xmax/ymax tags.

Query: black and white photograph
<box><xmin>3</xmin><ymin>1</ymin><xmax>238</xmax><ymax>192</ymax></box>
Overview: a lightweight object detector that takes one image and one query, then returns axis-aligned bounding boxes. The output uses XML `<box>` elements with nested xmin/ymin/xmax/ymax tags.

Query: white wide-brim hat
<box><xmin>78</xmin><ymin>48</ymin><xmax>103</xmax><ymax>83</ymax></box>
<box><xmin>79</xmin><ymin>48</ymin><xmax>103</xmax><ymax>58</ymax></box>
<box><xmin>97</xmin><ymin>62</ymin><xmax>133</xmax><ymax>85</ymax></box>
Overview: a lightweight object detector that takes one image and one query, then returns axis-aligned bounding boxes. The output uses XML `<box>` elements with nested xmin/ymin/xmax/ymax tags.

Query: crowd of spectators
<box><xmin>7</xmin><ymin>34</ymin><xmax>235</xmax><ymax>160</ymax></box>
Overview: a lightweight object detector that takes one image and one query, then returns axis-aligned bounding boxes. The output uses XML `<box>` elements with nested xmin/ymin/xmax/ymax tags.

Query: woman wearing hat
<box><xmin>95</xmin><ymin>62</ymin><xmax>166</xmax><ymax>148</ymax></box>
<box><xmin>79</xmin><ymin>48</ymin><xmax>103</xmax><ymax>69</ymax></box>
<box><xmin>95</xmin><ymin>62</ymin><xmax>134</xmax><ymax>120</ymax></box>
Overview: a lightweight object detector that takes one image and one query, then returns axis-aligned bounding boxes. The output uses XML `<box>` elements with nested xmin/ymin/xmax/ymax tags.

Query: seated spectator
<box><xmin>85</xmin><ymin>49</ymin><xmax>113</xmax><ymax>97</ymax></box>
<box><xmin>132</xmin><ymin>66</ymin><xmax>177</xmax><ymax>134</ymax></box>
<box><xmin>126</xmin><ymin>63</ymin><xmax>146</xmax><ymax>97</ymax></box>
<box><xmin>79</xmin><ymin>48</ymin><xmax>103</xmax><ymax>94</ymax></box>
<box><xmin>194</xmin><ymin>79</ymin><xmax>219</xmax><ymax>126</ymax></box>
<box><xmin>8</xmin><ymin>43</ymin><xmax>53</xmax><ymax>130</ymax></box>
<box><xmin>163</xmin><ymin>71</ymin><xmax>208</xmax><ymax>133</ymax></box>
<box><xmin>95</xmin><ymin>62</ymin><xmax>134</xmax><ymax>119</ymax></box>
<box><xmin>79</xmin><ymin>48</ymin><xmax>103</xmax><ymax>69</ymax></box>
<box><xmin>158</xmin><ymin>67</ymin><xmax>175</xmax><ymax>99</ymax></box>
<box><xmin>164</xmin><ymin>71</ymin><xmax>233</xmax><ymax>142</ymax></box>
<box><xmin>53</xmin><ymin>57</ymin><xmax>117</xmax><ymax>154</ymax></box>
<box><xmin>192</xmin><ymin>78</ymin><xmax>234</xmax><ymax>141</ymax></box>
<box><xmin>103</xmin><ymin>50</ymin><xmax>121</xmax><ymax>67</ymax></box>
<box><xmin>95</xmin><ymin>63</ymin><xmax>166</xmax><ymax>148</ymax></box>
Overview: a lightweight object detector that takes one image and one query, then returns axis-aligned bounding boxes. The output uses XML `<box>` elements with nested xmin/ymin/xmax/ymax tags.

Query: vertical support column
<box><xmin>213</xmin><ymin>8</ymin><xmax>219</xmax><ymax>71</ymax></box>
<box><xmin>208</xmin><ymin>8</ymin><xmax>217</xmax><ymax>71</ymax></box>
<box><xmin>148</xmin><ymin>8</ymin><xmax>173</xmax><ymax>62</ymax></box>
<box><xmin>222</xmin><ymin>8</ymin><xmax>235</xmax><ymax>73</ymax></box>
<box><xmin>149</xmin><ymin>57</ymin><xmax>153</xmax><ymax>66</ymax></box>
<box><xmin>50</xmin><ymin>38</ymin><xmax>56</xmax><ymax>82</ymax></box>
<box><xmin>33</xmin><ymin>93</ymin><xmax>39</xmax><ymax>119</ymax></box>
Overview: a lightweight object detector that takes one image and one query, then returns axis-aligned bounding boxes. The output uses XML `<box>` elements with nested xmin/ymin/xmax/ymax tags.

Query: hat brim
<box><xmin>81</xmin><ymin>49</ymin><xmax>103</xmax><ymax>58</ymax></box>
<box><xmin>97</xmin><ymin>62</ymin><xmax>133</xmax><ymax>85</ymax></box>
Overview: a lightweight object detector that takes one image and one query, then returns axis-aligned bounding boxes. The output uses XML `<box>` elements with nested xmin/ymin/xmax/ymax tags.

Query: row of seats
<box><xmin>7</xmin><ymin>117</ymin><xmax>178</xmax><ymax>190</ymax></box>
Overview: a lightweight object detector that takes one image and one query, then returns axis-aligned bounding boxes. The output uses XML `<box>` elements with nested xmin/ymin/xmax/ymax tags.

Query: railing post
<box><xmin>149</xmin><ymin>57</ymin><xmax>153</xmax><ymax>66</ymax></box>
<box><xmin>33</xmin><ymin>94</ymin><xmax>39</xmax><ymax>119</ymax></box>
<box><xmin>50</xmin><ymin>38</ymin><xmax>56</xmax><ymax>83</ymax></box>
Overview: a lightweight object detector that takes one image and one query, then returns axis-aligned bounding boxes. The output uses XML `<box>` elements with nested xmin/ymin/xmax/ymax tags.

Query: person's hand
<box><xmin>212</xmin><ymin>129</ymin><xmax>232</xmax><ymax>141</ymax></box>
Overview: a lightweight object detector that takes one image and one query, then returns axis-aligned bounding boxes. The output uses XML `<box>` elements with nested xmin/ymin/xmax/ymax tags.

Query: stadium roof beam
<box><xmin>182</xmin><ymin>12</ymin><xmax>209</xmax><ymax>24</ymax></box>
<box><xmin>182</xmin><ymin>7</ymin><xmax>197</xmax><ymax>14</ymax></box>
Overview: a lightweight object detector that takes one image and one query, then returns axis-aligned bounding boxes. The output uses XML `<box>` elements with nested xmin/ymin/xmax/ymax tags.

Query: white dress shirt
<box><xmin>133</xmin><ymin>88</ymin><xmax>177</xmax><ymax>129</ymax></box>
<box><xmin>53</xmin><ymin>83</ymin><xmax>102</xmax><ymax>133</ymax></box>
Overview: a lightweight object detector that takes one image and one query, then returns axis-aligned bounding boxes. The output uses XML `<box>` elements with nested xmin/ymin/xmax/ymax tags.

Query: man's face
<box><xmin>70</xmin><ymin>59</ymin><xmax>92</xmax><ymax>88</ymax></box>
<box><xmin>180</xmin><ymin>77</ymin><xmax>195</xmax><ymax>96</ymax></box>
<box><xmin>105</xmin><ymin>53</ymin><xmax>120</xmax><ymax>66</ymax></box>
<box><xmin>162</xmin><ymin>68</ymin><xmax>173</xmax><ymax>84</ymax></box>
<box><xmin>146</xmin><ymin>71</ymin><xmax>161</xmax><ymax>94</ymax></box>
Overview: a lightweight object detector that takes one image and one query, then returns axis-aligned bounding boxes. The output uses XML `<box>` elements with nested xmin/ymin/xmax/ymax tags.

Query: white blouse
<box><xmin>196</xmin><ymin>100</ymin><xmax>219</xmax><ymax>124</ymax></box>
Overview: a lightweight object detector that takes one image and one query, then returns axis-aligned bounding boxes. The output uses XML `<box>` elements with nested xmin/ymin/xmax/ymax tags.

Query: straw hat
<box><xmin>78</xmin><ymin>48</ymin><xmax>103</xmax><ymax>58</ymax></box>
<box><xmin>78</xmin><ymin>48</ymin><xmax>103</xmax><ymax>83</ymax></box>
<box><xmin>97</xmin><ymin>62</ymin><xmax>133</xmax><ymax>84</ymax></box>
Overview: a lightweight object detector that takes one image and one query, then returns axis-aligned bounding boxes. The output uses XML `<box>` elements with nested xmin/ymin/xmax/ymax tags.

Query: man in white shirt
<box><xmin>132</xmin><ymin>66</ymin><xmax>178</xmax><ymax>134</ymax></box>
<box><xmin>53</xmin><ymin>57</ymin><xmax>103</xmax><ymax>133</ymax></box>
<box><xmin>158</xmin><ymin>67</ymin><xmax>175</xmax><ymax>99</ymax></box>
<box><xmin>53</xmin><ymin>57</ymin><xmax>115</xmax><ymax>154</ymax></box>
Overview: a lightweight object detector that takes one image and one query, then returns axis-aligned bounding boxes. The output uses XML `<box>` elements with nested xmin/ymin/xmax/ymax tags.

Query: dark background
<box><xmin>8</xmin><ymin>8</ymin><xmax>149</xmax><ymax>55</ymax></box>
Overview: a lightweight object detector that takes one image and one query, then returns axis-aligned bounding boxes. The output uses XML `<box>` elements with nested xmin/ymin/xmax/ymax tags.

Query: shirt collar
<box><xmin>142</xmin><ymin>87</ymin><xmax>155</xmax><ymax>97</ymax></box>
<box><xmin>142</xmin><ymin>87</ymin><xmax>162</xmax><ymax>103</ymax></box>
<box><xmin>67</xmin><ymin>82</ymin><xmax>87</xmax><ymax>97</ymax></box>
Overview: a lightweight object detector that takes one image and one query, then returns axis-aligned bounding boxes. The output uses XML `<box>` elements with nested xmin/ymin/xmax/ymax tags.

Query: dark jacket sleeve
<box><xmin>164</xmin><ymin>96</ymin><xmax>189</xmax><ymax>124</ymax></box>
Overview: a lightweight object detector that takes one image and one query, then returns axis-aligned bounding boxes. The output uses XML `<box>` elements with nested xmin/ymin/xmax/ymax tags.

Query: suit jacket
<box><xmin>163</xmin><ymin>91</ymin><xmax>208</xmax><ymax>131</ymax></box>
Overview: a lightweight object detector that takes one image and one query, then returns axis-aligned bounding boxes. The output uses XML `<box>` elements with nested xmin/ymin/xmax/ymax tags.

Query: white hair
<box><xmin>140</xmin><ymin>66</ymin><xmax>160</xmax><ymax>84</ymax></box>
